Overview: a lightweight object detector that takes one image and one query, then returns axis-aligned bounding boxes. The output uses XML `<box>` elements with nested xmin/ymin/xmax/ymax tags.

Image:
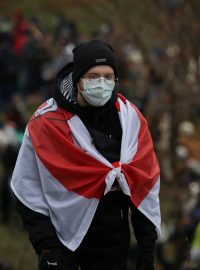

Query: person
<box><xmin>11</xmin><ymin>40</ymin><xmax>161</xmax><ymax>270</ymax></box>
<box><xmin>0</xmin><ymin>104</ymin><xmax>25</xmax><ymax>223</ymax></box>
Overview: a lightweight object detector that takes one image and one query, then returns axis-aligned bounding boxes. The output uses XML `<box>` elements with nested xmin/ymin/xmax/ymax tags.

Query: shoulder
<box><xmin>28</xmin><ymin>98</ymin><xmax>73</xmax><ymax>139</ymax></box>
<box><xmin>117</xmin><ymin>93</ymin><xmax>140</xmax><ymax>112</ymax></box>
<box><xmin>32</xmin><ymin>98</ymin><xmax>58</xmax><ymax>118</ymax></box>
<box><xmin>29</xmin><ymin>98</ymin><xmax>73</xmax><ymax>122</ymax></box>
<box><xmin>117</xmin><ymin>92</ymin><xmax>147</xmax><ymax>123</ymax></box>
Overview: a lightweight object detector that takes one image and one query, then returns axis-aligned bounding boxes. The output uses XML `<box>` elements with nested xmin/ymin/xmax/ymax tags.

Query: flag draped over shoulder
<box><xmin>11</xmin><ymin>95</ymin><xmax>161</xmax><ymax>251</ymax></box>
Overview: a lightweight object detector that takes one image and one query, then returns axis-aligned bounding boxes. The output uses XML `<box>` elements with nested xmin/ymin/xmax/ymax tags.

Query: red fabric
<box><xmin>12</xmin><ymin>11</ymin><xmax>29</xmax><ymax>55</ymax></box>
<box><xmin>28</xmin><ymin>99</ymin><xmax>160</xmax><ymax>207</ymax></box>
<box><xmin>29</xmin><ymin>109</ymin><xmax>109</xmax><ymax>200</ymax></box>
<box><xmin>112</xmin><ymin>161</ymin><xmax>120</xmax><ymax>168</ymax></box>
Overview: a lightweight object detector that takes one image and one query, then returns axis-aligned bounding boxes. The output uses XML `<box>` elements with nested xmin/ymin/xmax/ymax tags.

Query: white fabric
<box><xmin>11</xmin><ymin>128</ymin><xmax>99</xmax><ymax>251</ymax></box>
<box><xmin>36</xmin><ymin>155</ymin><xmax>99</xmax><ymax>251</ymax></box>
<box><xmin>118</xmin><ymin>99</ymin><xmax>140</xmax><ymax>163</ymax></box>
<box><xmin>138</xmin><ymin>178</ymin><xmax>161</xmax><ymax>236</ymax></box>
<box><xmin>68</xmin><ymin>98</ymin><xmax>140</xmax><ymax>196</ymax></box>
<box><xmin>34</xmin><ymin>98</ymin><xmax>57</xmax><ymax>117</ymax></box>
<box><xmin>11</xmin><ymin>128</ymin><xmax>50</xmax><ymax>215</ymax></box>
<box><xmin>68</xmin><ymin>98</ymin><xmax>161</xmax><ymax>235</ymax></box>
<box><xmin>11</xmin><ymin>97</ymin><xmax>161</xmax><ymax>251</ymax></box>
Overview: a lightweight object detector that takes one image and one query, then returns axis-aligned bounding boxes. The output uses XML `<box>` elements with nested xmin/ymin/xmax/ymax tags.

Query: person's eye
<box><xmin>86</xmin><ymin>74</ymin><xmax>99</xmax><ymax>80</ymax></box>
<box><xmin>105</xmin><ymin>74</ymin><xmax>115</xmax><ymax>81</ymax></box>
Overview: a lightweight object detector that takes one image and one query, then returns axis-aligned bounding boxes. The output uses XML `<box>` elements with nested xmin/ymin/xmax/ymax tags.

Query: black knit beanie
<box><xmin>72</xmin><ymin>40</ymin><xmax>118</xmax><ymax>84</ymax></box>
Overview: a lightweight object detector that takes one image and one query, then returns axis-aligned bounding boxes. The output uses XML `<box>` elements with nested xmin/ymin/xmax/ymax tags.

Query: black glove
<box><xmin>38</xmin><ymin>249</ymin><xmax>77</xmax><ymax>270</ymax></box>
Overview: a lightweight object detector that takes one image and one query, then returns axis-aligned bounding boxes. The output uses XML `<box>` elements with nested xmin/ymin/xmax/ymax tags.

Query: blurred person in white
<box><xmin>11</xmin><ymin>40</ymin><xmax>161</xmax><ymax>270</ymax></box>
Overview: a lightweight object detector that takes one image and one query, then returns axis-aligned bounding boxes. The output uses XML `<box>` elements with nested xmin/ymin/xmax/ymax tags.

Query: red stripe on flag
<box><xmin>122</xmin><ymin>103</ymin><xmax>160</xmax><ymax>207</ymax></box>
<box><xmin>28</xmin><ymin>109</ymin><xmax>110</xmax><ymax>200</ymax></box>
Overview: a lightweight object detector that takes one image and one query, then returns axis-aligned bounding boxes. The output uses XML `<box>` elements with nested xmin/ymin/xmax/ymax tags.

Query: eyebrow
<box><xmin>86</xmin><ymin>72</ymin><xmax>115</xmax><ymax>75</ymax></box>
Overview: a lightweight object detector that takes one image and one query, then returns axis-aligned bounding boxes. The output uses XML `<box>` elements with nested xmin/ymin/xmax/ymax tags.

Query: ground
<box><xmin>0</xmin><ymin>214</ymin><xmax>37</xmax><ymax>270</ymax></box>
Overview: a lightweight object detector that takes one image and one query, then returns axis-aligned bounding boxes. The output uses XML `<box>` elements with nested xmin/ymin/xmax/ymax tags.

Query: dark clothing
<box><xmin>75</xmin><ymin>252</ymin><xmax>127</xmax><ymax>270</ymax></box>
<box><xmin>0</xmin><ymin>33</ymin><xmax>17</xmax><ymax>107</ymax></box>
<box><xmin>75</xmin><ymin>93</ymin><xmax>122</xmax><ymax>163</ymax></box>
<box><xmin>15</xmin><ymin>63</ymin><xmax>158</xmax><ymax>269</ymax></box>
<box><xmin>16</xmin><ymin>196</ymin><xmax>157</xmax><ymax>269</ymax></box>
<box><xmin>0</xmin><ymin>144</ymin><xmax>19</xmax><ymax>222</ymax></box>
<box><xmin>37</xmin><ymin>248</ymin><xmax>127</xmax><ymax>270</ymax></box>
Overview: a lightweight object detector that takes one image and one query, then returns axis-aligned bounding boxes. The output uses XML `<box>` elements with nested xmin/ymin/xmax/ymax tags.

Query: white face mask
<box><xmin>81</xmin><ymin>78</ymin><xmax>115</xmax><ymax>107</ymax></box>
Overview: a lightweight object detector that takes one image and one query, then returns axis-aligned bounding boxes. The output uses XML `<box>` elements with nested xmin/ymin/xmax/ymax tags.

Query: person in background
<box><xmin>12</xmin><ymin>10</ymin><xmax>29</xmax><ymax>56</ymax></box>
<box><xmin>11</xmin><ymin>40</ymin><xmax>161</xmax><ymax>270</ymax></box>
<box><xmin>0</xmin><ymin>32</ymin><xmax>17</xmax><ymax>110</ymax></box>
<box><xmin>0</xmin><ymin>104</ymin><xmax>25</xmax><ymax>223</ymax></box>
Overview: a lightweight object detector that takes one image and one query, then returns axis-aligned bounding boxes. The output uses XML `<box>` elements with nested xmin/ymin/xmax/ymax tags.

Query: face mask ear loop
<box><xmin>77</xmin><ymin>82</ymin><xmax>88</xmax><ymax>105</ymax></box>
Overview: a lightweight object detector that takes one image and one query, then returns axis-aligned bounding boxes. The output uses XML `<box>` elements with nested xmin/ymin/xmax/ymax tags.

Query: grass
<box><xmin>0</xmin><ymin>213</ymin><xmax>37</xmax><ymax>270</ymax></box>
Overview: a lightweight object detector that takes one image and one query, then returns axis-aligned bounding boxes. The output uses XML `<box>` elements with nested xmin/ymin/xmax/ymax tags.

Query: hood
<box><xmin>54</xmin><ymin>61</ymin><xmax>80</xmax><ymax>114</ymax></box>
<box><xmin>56</xmin><ymin>62</ymin><xmax>75</xmax><ymax>102</ymax></box>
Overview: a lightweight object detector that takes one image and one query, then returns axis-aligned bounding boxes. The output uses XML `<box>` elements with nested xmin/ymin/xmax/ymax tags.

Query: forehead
<box><xmin>86</xmin><ymin>65</ymin><xmax>114</xmax><ymax>74</ymax></box>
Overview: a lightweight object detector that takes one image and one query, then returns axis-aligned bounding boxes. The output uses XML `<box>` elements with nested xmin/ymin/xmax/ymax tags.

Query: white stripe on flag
<box><xmin>138</xmin><ymin>178</ymin><xmax>161</xmax><ymax>236</ymax></box>
<box><xmin>11</xmin><ymin>128</ymin><xmax>99</xmax><ymax>251</ymax></box>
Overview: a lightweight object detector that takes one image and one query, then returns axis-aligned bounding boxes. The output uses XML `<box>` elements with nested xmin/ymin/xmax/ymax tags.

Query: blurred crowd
<box><xmin>0</xmin><ymin>9</ymin><xmax>200</xmax><ymax>270</ymax></box>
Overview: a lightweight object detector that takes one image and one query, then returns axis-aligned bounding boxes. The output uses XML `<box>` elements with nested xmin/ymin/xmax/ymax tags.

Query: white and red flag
<box><xmin>11</xmin><ymin>95</ymin><xmax>161</xmax><ymax>251</ymax></box>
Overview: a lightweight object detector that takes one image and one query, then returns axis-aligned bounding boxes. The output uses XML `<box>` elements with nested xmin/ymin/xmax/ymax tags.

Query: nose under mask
<box><xmin>81</xmin><ymin>78</ymin><xmax>115</xmax><ymax>107</ymax></box>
